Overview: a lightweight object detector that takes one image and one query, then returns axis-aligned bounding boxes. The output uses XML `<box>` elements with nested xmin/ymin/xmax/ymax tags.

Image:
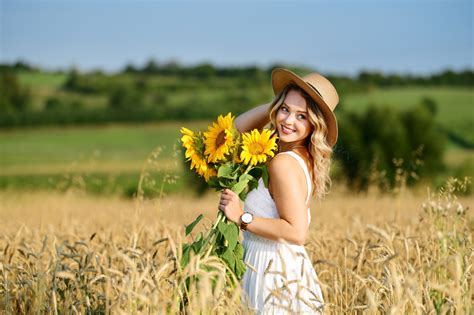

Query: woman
<box><xmin>218</xmin><ymin>68</ymin><xmax>339</xmax><ymax>314</ymax></box>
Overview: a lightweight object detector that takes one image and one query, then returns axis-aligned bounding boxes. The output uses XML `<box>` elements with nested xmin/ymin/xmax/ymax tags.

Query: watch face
<box><xmin>242</xmin><ymin>213</ymin><xmax>253</xmax><ymax>224</ymax></box>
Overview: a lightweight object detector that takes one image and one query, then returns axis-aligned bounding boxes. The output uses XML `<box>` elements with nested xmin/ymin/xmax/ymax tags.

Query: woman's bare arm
<box><xmin>219</xmin><ymin>154</ymin><xmax>309</xmax><ymax>245</ymax></box>
<box><xmin>245</xmin><ymin>155</ymin><xmax>309</xmax><ymax>245</ymax></box>
<box><xmin>234</xmin><ymin>103</ymin><xmax>272</xmax><ymax>133</ymax></box>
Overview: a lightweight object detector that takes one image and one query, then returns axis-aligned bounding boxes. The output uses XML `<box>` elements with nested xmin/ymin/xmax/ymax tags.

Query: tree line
<box><xmin>2</xmin><ymin>60</ymin><xmax>473</xmax><ymax>86</ymax></box>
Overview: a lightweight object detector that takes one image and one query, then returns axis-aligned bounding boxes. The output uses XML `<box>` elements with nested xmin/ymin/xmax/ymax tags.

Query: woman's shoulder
<box><xmin>268</xmin><ymin>152</ymin><xmax>309</xmax><ymax>200</ymax></box>
<box><xmin>268</xmin><ymin>152</ymin><xmax>306</xmax><ymax>181</ymax></box>
<box><xmin>269</xmin><ymin>152</ymin><xmax>297</xmax><ymax>167</ymax></box>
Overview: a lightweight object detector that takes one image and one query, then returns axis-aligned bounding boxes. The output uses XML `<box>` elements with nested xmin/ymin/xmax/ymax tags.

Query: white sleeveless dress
<box><xmin>241</xmin><ymin>151</ymin><xmax>324</xmax><ymax>314</ymax></box>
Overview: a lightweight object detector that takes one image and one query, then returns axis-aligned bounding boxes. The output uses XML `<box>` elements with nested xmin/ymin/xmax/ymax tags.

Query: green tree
<box><xmin>0</xmin><ymin>71</ymin><xmax>31</xmax><ymax>113</ymax></box>
<box><xmin>44</xmin><ymin>97</ymin><xmax>62</xmax><ymax>111</ymax></box>
<box><xmin>335</xmin><ymin>102</ymin><xmax>445</xmax><ymax>191</ymax></box>
<box><xmin>108</xmin><ymin>86</ymin><xmax>145</xmax><ymax>112</ymax></box>
<box><xmin>63</xmin><ymin>68</ymin><xmax>80</xmax><ymax>90</ymax></box>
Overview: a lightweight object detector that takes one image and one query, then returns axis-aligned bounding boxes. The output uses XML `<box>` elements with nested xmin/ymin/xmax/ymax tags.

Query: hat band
<box><xmin>306</xmin><ymin>82</ymin><xmax>324</xmax><ymax>100</ymax></box>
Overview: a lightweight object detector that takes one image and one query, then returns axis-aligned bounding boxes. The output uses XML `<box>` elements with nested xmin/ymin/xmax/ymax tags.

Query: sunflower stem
<box><xmin>199</xmin><ymin>211</ymin><xmax>225</xmax><ymax>256</ymax></box>
<box><xmin>212</xmin><ymin>211</ymin><xmax>225</xmax><ymax>229</ymax></box>
<box><xmin>244</xmin><ymin>164</ymin><xmax>253</xmax><ymax>174</ymax></box>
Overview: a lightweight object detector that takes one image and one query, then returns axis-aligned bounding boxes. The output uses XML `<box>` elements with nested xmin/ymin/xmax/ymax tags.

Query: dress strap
<box><xmin>277</xmin><ymin>151</ymin><xmax>312</xmax><ymax>204</ymax></box>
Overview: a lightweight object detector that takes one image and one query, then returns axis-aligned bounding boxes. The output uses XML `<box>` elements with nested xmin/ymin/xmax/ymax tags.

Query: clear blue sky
<box><xmin>1</xmin><ymin>0</ymin><xmax>472</xmax><ymax>75</ymax></box>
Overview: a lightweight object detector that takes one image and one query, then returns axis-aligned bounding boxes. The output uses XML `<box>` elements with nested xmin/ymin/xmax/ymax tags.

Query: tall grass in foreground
<box><xmin>0</xmin><ymin>177</ymin><xmax>472</xmax><ymax>314</ymax></box>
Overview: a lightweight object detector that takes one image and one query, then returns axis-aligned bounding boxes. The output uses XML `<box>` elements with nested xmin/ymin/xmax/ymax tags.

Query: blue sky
<box><xmin>1</xmin><ymin>0</ymin><xmax>473</xmax><ymax>75</ymax></box>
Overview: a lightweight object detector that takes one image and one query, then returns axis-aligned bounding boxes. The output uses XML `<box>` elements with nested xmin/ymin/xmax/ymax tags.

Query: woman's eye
<box><xmin>281</xmin><ymin>106</ymin><xmax>288</xmax><ymax>112</ymax></box>
<box><xmin>298</xmin><ymin>114</ymin><xmax>306</xmax><ymax>120</ymax></box>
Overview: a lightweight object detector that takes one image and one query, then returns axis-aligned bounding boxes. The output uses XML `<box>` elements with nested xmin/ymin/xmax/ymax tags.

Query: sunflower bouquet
<box><xmin>180</xmin><ymin>113</ymin><xmax>278</xmax><ymax>280</ymax></box>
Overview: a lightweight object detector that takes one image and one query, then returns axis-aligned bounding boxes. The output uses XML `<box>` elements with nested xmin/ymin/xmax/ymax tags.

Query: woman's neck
<box><xmin>278</xmin><ymin>140</ymin><xmax>307</xmax><ymax>153</ymax></box>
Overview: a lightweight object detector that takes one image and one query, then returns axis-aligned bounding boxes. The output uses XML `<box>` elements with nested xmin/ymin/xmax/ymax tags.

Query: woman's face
<box><xmin>275</xmin><ymin>89</ymin><xmax>314</xmax><ymax>144</ymax></box>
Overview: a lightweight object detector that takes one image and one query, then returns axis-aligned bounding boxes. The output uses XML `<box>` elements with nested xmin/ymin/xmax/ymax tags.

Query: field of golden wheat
<box><xmin>1</xmin><ymin>178</ymin><xmax>472</xmax><ymax>314</ymax></box>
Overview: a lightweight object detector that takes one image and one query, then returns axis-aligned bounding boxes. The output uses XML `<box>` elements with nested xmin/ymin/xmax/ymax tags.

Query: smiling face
<box><xmin>275</xmin><ymin>89</ymin><xmax>314</xmax><ymax>145</ymax></box>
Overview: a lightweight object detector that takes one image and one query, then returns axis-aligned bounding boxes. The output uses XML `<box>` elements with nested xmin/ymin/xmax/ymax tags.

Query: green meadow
<box><xmin>1</xmin><ymin>71</ymin><xmax>472</xmax><ymax>196</ymax></box>
<box><xmin>0</xmin><ymin>122</ymin><xmax>207</xmax><ymax>196</ymax></box>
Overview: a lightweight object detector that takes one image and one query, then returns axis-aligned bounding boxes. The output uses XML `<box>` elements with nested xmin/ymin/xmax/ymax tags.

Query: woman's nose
<box><xmin>284</xmin><ymin>113</ymin><xmax>296</xmax><ymax>124</ymax></box>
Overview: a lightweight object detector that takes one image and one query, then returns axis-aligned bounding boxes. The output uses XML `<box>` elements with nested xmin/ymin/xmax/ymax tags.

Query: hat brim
<box><xmin>271</xmin><ymin>68</ymin><xmax>338</xmax><ymax>146</ymax></box>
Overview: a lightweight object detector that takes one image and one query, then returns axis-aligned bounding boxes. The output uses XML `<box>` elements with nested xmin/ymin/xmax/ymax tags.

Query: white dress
<box><xmin>241</xmin><ymin>151</ymin><xmax>324</xmax><ymax>314</ymax></box>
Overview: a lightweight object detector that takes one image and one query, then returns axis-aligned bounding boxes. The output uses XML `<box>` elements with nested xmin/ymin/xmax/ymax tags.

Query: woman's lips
<box><xmin>281</xmin><ymin>125</ymin><xmax>295</xmax><ymax>134</ymax></box>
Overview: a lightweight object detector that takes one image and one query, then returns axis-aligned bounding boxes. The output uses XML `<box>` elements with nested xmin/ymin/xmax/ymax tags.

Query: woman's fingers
<box><xmin>219</xmin><ymin>199</ymin><xmax>228</xmax><ymax>211</ymax></box>
<box><xmin>222</xmin><ymin>188</ymin><xmax>236</xmax><ymax>196</ymax></box>
<box><xmin>220</xmin><ymin>194</ymin><xmax>233</xmax><ymax>203</ymax></box>
<box><xmin>219</xmin><ymin>189</ymin><xmax>238</xmax><ymax>214</ymax></box>
<box><xmin>221</xmin><ymin>189</ymin><xmax>236</xmax><ymax>200</ymax></box>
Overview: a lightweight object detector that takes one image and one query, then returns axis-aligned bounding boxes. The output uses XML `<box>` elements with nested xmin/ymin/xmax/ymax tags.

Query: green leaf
<box><xmin>191</xmin><ymin>233</ymin><xmax>205</xmax><ymax>254</ymax></box>
<box><xmin>217</xmin><ymin>221</ymin><xmax>239</xmax><ymax>251</ymax></box>
<box><xmin>239</xmin><ymin>191</ymin><xmax>248</xmax><ymax>201</ymax></box>
<box><xmin>185</xmin><ymin>214</ymin><xmax>204</xmax><ymax>236</ymax></box>
<box><xmin>217</xmin><ymin>221</ymin><xmax>229</xmax><ymax>237</ymax></box>
<box><xmin>235</xmin><ymin>257</ymin><xmax>247</xmax><ymax>279</ymax></box>
<box><xmin>234</xmin><ymin>243</ymin><xmax>244</xmax><ymax>259</ymax></box>
<box><xmin>181</xmin><ymin>244</ymin><xmax>191</xmax><ymax>268</ymax></box>
<box><xmin>240</xmin><ymin>173</ymin><xmax>254</xmax><ymax>182</ymax></box>
<box><xmin>218</xmin><ymin>163</ymin><xmax>237</xmax><ymax>179</ymax></box>
<box><xmin>234</xmin><ymin>243</ymin><xmax>246</xmax><ymax>278</ymax></box>
<box><xmin>226</xmin><ymin>223</ymin><xmax>239</xmax><ymax>251</ymax></box>
<box><xmin>261</xmin><ymin>166</ymin><xmax>269</xmax><ymax>188</ymax></box>
<box><xmin>248</xmin><ymin>166</ymin><xmax>263</xmax><ymax>178</ymax></box>
<box><xmin>219</xmin><ymin>178</ymin><xmax>232</xmax><ymax>189</ymax></box>
<box><xmin>232</xmin><ymin>173</ymin><xmax>253</xmax><ymax>196</ymax></box>
<box><xmin>247</xmin><ymin>178</ymin><xmax>259</xmax><ymax>192</ymax></box>
<box><xmin>222</xmin><ymin>247</ymin><xmax>236</xmax><ymax>271</ymax></box>
<box><xmin>207</xmin><ymin>176</ymin><xmax>221</xmax><ymax>189</ymax></box>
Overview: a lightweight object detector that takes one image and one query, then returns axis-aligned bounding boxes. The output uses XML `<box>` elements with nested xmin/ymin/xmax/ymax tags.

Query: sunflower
<box><xmin>180</xmin><ymin>127</ymin><xmax>195</xmax><ymax>156</ymax></box>
<box><xmin>202</xmin><ymin>167</ymin><xmax>217</xmax><ymax>182</ymax></box>
<box><xmin>240</xmin><ymin>129</ymin><xmax>278</xmax><ymax>166</ymax></box>
<box><xmin>180</xmin><ymin>127</ymin><xmax>216</xmax><ymax>182</ymax></box>
<box><xmin>204</xmin><ymin>113</ymin><xmax>235</xmax><ymax>163</ymax></box>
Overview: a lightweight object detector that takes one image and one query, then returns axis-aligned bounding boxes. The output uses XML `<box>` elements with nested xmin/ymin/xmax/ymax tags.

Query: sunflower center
<box><xmin>248</xmin><ymin>142</ymin><xmax>264</xmax><ymax>155</ymax></box>
<box><xmin>215</xmin><ymin>131</ymin><xmax>226</xmax><ymax>148</ymax></box>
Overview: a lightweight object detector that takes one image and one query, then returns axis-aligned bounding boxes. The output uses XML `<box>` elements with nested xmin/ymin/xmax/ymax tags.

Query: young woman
<box><xmin>218</xmin><ymin>68</ymin><xmax>339</xmax><ymax>314</ymax></box>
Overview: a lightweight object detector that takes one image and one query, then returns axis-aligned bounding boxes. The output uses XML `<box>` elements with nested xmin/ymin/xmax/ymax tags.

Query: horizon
<box><xmin>2</xmin><ymin>58</ymin><xmax>473</xmax><ymax>78</ymax></box>
<box><xmin>2</xmin><ymin>0</ymin><xmax>473</xmax><ymax>76</ymax></box>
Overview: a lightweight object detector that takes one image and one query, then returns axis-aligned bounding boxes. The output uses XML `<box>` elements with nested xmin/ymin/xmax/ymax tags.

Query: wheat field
<box><xmin>1</xmin><ymin>177</ymin><xmax>472</xmax><ymax>314</ymax></box>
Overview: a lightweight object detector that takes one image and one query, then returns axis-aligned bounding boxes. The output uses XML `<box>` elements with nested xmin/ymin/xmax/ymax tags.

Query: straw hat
<box><xmin>271</xmin><ymin>68</ymin><xmax>339</xmax><ymax>146</ymax></box>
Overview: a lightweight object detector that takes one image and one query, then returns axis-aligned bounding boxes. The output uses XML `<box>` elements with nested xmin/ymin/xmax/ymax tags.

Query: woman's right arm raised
<box><xmin>234</xmin><ymin>103</ymin><xmax>272</xmax><ymax>133</ymax></box>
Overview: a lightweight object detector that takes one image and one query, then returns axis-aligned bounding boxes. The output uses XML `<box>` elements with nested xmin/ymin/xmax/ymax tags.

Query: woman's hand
<box><xmin>218</xmin><ymin>189</ymin><xmax>244</xmax><ymax>224</ymax></box>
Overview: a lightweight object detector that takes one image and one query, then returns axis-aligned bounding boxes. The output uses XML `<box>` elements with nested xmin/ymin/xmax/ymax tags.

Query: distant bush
<box><xmin>0</xmin><ymin>71</ymin><xmax>31</xmax><ymax>112</ymax></box>
<box><xmin>357</xmin><ymin>69</ymin><xmax>474</xmax><ymax>87</ymax></box>
<box><xmin>335</xmin><ymin>101</ymin><xmax>446</xmax><ymax>191</ymax></box>
<box><xmin>108</xmin><ymin>86</ymin><xmax>145</xmax><ymax>112</ymax></box>
<box><xmin>0</xmin><ymin>71</ymin><xmax>31</xmax><ymax>125</ymax></box>
<box><xmin>44</xmin><ymin>96</ymin><xmax>63</xmax><ymax>111</ymax></box>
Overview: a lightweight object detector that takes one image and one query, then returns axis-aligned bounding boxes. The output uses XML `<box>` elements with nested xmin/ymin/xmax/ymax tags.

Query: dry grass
<box><xmin>0</xmin><ymin>179</ymin><xmax>472</xmax><ymax>314</ymax></box>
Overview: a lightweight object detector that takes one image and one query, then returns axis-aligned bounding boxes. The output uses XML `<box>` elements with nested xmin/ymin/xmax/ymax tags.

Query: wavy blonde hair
<box><xmin>268</xmin><ymin>84</ymin><xmax>333</xmax><ymax>200</ymax></box>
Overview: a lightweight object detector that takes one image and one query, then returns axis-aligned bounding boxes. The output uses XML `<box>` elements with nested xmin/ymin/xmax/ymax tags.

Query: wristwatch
<box><xmin>239</xmin><ymin>212</ymin><xmax>253</xmax><ymax>231</ymax></box>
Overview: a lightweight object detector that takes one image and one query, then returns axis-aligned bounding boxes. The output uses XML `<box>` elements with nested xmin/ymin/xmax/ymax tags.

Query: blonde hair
<box><xmin>268</xmin><ymin>85</ymin><xmax>333</xmax><ymax>200</ymax></box>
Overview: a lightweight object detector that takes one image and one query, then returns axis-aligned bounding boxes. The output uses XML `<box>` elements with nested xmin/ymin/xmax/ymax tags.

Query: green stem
<box><xmin>198</xmin><ymin>211</ymin><xmax>226</xmax><ymax>256</ymax></box>
<box><xmin>244</xmin><ymin>164</ymin><xmax>253</xmax><ymax>175</ymax></box>
<box><xmin>212</xmin><ymin>211</ymin><xmax>226</xmax><ymax>229</ymax></box>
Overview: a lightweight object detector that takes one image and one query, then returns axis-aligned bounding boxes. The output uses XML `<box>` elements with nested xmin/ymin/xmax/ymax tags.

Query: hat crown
<box><xmin>302</xmin><ymin>73</ymin><xmax>339</xmax><ymax>111</ymax></box>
